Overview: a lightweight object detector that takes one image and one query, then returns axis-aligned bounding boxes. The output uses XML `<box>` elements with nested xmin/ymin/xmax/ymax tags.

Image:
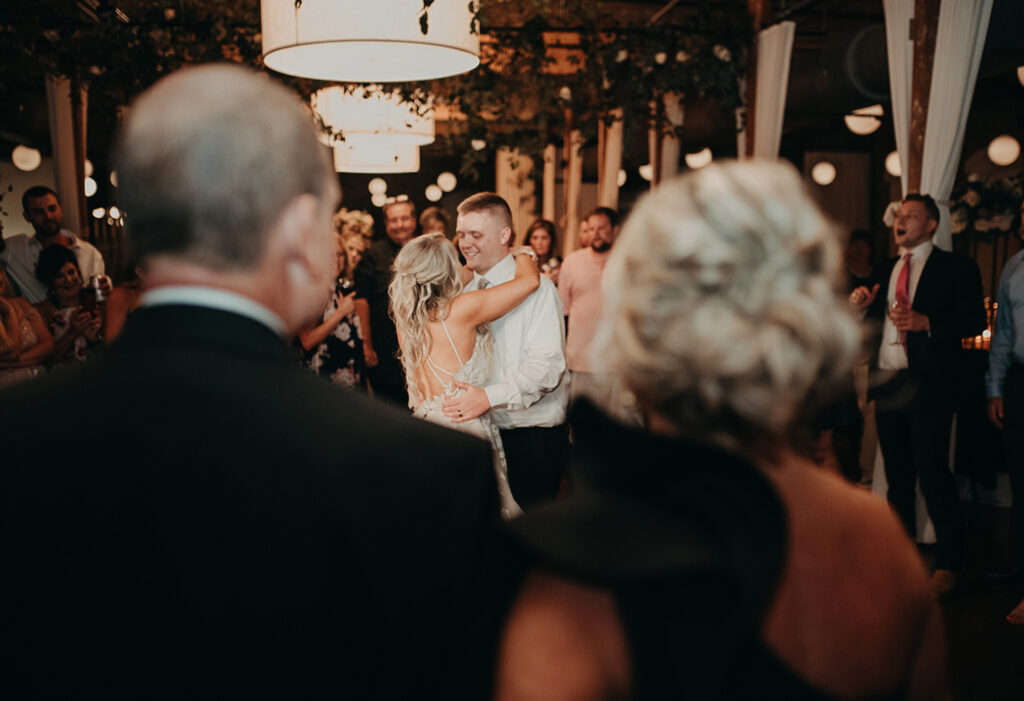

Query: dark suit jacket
<box><xmin>865</xmin><ymin>246</ymin><xmax>985</xmax><ymax>409</ymax></box>
<box><xmin>0</xmin><ymin>304</ymin><xmax>504</xmax><ymax>699</ymax></box>
<box><xmin>354</xmin><ymin>238</ymin><xmax>404</xmax><ymax>388</ymax></box>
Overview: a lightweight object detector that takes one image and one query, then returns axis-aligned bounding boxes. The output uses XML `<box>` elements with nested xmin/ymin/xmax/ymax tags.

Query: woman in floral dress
<box><xmin>298</xmin><ymin>230</ymin><xmax>367</xmax><ymax>388</ymax></box>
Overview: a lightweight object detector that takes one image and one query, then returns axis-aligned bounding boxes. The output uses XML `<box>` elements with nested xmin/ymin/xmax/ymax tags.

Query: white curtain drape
<box><xmin>542</xmin><ymin>144</ymin><xmax>556</xmax><ymax>222</ymax></box>
<box><xmin>660</xmin><ymin>93</ymin><xmax>685</xmax><ymax>181</ymax></box>
<box><xmin>752</xmin><ymin>21</ymin><xmax>795</xmax><ymax>160</ymax></box>
<box><xmin>598</xmin><ymin>109</ymin><xmax>623</xmax><ymax>208</ymax></box>
<box><xmin>45</xmin><ymin>75</ymin><xmax>84</xmax><ymax>232</ymax></box>
<box><xmin>921</xmin><ymin>0</ymin><xmax>993</xmax><ymax>251</ymax></box>
<box><xmin>882</xmin><ymin>0</ymin><xmax>913</xmax><ymax>195</ymax></box>
<box><xmin>496</xmin><ymin>147</ymin><xmax>536</xmax><ymax>244</ymax></box>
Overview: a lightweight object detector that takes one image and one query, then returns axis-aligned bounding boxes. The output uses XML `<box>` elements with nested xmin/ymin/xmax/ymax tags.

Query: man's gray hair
<box><xmin>115</xmin><ymin>64</ymin><xmax>338</xmax><ymax>270</ymax></box>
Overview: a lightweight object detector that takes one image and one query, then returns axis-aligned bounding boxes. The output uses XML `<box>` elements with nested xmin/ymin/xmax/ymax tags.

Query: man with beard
<box><xmin>0</xmin><ymin>186</ymin><xmax>106</xmax><ymax>303</ymax></box>
<box><xmin>353</xmin><ymin>197</ymin><xmax>418</xmax><ymax>405</ymax></box>
<box><xmin>558</xmin><ymin>207</ymin><xmax>634</xmax><ymax>420</ymax></box>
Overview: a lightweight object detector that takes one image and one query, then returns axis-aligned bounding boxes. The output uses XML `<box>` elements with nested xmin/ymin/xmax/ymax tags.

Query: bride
<box><xmin>389</xmin><ymin>233</ymin><xmax>539</xmax><ymax>518</ymax></box>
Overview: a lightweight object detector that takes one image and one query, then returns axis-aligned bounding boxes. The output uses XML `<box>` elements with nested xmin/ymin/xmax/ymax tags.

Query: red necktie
<box><xmin>895</xmin><ymin>252</ymin><xmax>912</xmax><ymax>346</ymax></box>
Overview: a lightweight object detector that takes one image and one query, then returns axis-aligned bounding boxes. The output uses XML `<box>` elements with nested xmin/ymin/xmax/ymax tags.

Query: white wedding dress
<box><xmin>411</xmin><ymin>320</ymin><xmax>522</xmax><ymax>520</ymax></box>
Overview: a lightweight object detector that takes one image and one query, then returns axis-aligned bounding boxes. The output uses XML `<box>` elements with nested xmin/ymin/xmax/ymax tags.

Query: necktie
<box><xmin>477</xmin><ymin>278</ymin><xmax>490</xmax><ymax>290</ymax></box>
<box><xmin>895</xmin><ymin>252</ymin><xmax>912</xmax><ymax>346</ymax></box>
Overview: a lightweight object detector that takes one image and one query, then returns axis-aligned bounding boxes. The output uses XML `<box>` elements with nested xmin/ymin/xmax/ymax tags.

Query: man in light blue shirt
<box><xmin>986</xmin><ymin>199</ymin><xmax>1024</xmax><ymax>624</ymax></box>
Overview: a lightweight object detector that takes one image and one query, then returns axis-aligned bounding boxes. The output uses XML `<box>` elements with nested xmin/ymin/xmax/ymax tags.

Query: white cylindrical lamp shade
<box><xmin>262</xmin><ymin>0</ymin><xmax>480</xmax><ymax>83</ymax></box>
<box><xmin>334</xmin><ymin>143</ymin><xmax>420</xmax><ymax>174</ymax></box>
<box><xmin>313</xmin><ymin>86</ymin><xmax>434</xmax><ymax>148</ymax></box>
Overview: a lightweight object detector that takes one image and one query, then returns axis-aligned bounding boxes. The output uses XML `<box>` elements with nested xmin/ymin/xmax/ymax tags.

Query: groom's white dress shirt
<box><xmin>467</xmin><ymin>254</ymin><xmax>569</xmax><ymax>429</ymax></box>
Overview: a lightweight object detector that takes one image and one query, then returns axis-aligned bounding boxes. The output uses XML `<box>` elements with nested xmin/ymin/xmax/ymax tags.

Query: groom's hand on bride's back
<box><xmin>442</xmin><ymin>380</ymin><xmax>490</xmax><ymax>423</ymax></box>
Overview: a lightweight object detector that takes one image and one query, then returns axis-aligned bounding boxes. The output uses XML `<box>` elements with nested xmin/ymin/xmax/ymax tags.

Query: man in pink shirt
<box><xmin>559</xmin><ymin>207</ymin><xmax>636</xmax><ymax>421</ymax></box>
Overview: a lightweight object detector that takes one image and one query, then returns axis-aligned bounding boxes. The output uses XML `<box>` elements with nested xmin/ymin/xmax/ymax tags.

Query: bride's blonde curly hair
<box><xmin>389</xmin><ymin>233</ymin><xmax>465</xmax><ymax>402</ymax></box>
<box><xmin>591</xmin><ymin>161</ymin><xmax>861</xmax><ymax>449</ymax></box>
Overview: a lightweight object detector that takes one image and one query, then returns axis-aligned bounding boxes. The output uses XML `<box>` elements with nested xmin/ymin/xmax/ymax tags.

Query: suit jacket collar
<box><xmin>113</xmin><ymin>304</ymin><xmax>294</xmax><ymax>366</ymax></box>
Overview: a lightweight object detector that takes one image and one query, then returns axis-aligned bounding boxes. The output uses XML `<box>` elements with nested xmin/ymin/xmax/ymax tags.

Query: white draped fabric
<box><xmin>495</xmin><ymin>147</ymin><xmax>536</xmax><ymax>245</ymax></box>
<box><xmin>882</xmin><ymin>0</ymin><xmax>913</xmax><ymax>195</ymax></box>
<box><xmin>920</xmin><ymin>0</ymin><xmax>993</xmax><ymax>251</ymax></box>
<box><xmin>45</xmin><ymin>76</ymin><xmax>84</xmax><ymax>232</ymax></box>
<box><xmin>752</xmin><ymin>21</ymin><xmax>795</xmax><ymax>160</ymax></box>
<box><xmin>598</xmin><ymin>109</ymin><xmax>624</xmax><ymax>208</ymax></box>
<box><xmin>660</xmin><ymin>93</ymin><xmax>685</xmax><ymax>180</ymax></box>
<box><xmin>542</xmin><ymin>144</ymin><xmax>556</xmax><ymax>222</ymax></box>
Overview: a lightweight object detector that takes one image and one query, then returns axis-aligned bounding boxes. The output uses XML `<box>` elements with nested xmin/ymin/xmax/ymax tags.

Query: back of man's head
<box><xmin>115</xmin><ymin>64</ymin><xmax>337</xmax><ymax>271</ymax></box>
<box><xmin>457</xmin><ymin>192</ymin><xmax>514</xmax><ymax>234</ymax></box>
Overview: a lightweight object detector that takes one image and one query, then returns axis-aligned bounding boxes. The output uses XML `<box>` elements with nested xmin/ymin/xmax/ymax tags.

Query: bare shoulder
<box><xmin>495</xmin><ymin>570</ymin><xmax>630</xmax><ymax>701</ymax></box>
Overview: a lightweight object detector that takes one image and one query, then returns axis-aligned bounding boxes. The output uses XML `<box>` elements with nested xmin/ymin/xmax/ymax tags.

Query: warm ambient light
<box><xmin>988</xmin><ymin>135</ymin><xmax>1021</xmax><ymax>166</ymax></box>
<box><xmin>312</xmin><ymin>86</ymin><xmax>434</xmax><ymax>148</ymax></box>
<box><xmin>371</xmin><ymin>192</ymin><xmax>388</xmax><ymax>207</ymax></box>
<box><xmin>1018</xmin><ymin>65</ymin><xmax>1024</xmax><ymax>87</ymax></box>
<box><xmin>334</xmin><ymin>143</ymin><xmax>420</xmax><ymax>174</ymax></box>
<box><xmin>811</xmin><ymin>161</ymin><xmax>836</xmax><ymax>186</ymax></box>
<box><xmin>368</xmin><ymin>178</ymin><xmax>388</xmax><ymax>195</ymax></box>
<box><xmin>425</xmin><ymin>184</ymin><xmax>443</xmax><ymax>202</ymax></box>
<box><xmin>84</xmin><ymin>159</ymin><xmax>94</xmax><ymax>177</ymax></box>
<box><xmin>437</xmin><ymin>172</ymin><xmax>457</xmax><ymax>192</ymax></box>
<box><xmin>685</xmin><ymin>147</ymin><xmax>712</xmax><ymax>169</ymax></box>
<box><xmin>92</xmin><ymin>207</ymin><xmax>106</xmax><ymax>219</ymax></box>
<box><xmin>11</xmin><ymin>145</ymin><xmax>41</xmax><ymax>171</ymax></box>
<box><xmin>109</xmin><ymin>171</ymin><xmax>118</xmax><ymax>187</ymax></box>
<box><xmin>84</xmin><ymin>177</ymin><xmax>98</xmax><ymax>197</ymax></box>
<box><xmin>885</xmin><ymin>151</ymin><xmax>902</xmax><ymax>178</ymax></box>
<box><xmin>261</xmin><ymin>0</ymin><xmax>480</xmax><ymax>83</ymax></box>
<box><xmin>471</xmin><ymin>139</ymin><xmax>487</xmax><ymax>152</ymax></box>
<box><xmin>638</xmin><ymin>164</ymin><xmax>653</xmax><ymax>181</ymax></box>
<box><xmin>617</xmin><ymin>169</ymin><xmax>627</xmax><ymax>187</ymax></box>
<box><xmin>844</xmin><ymin>104</ymin><xmax>883</xmax><ymax>136</ymax></box>
<box><xmin>108</xmin><ymin>206</ymin><xmax>121</xmax><ymax>219</ymax></box>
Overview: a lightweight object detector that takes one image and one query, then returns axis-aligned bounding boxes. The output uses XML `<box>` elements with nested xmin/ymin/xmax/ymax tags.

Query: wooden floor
<box><xmin>931</xmin><ymin>504</ymin><xmax>1024</xmax><ymax>701</ymax></box>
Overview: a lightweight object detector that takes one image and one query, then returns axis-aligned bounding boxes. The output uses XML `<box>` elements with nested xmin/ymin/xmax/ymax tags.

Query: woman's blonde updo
<box><xmin>592</xmin><ymin>160</ymin><xmax>860</xmax><ymax>448</ymax></box>
<box><xmin>389</xmin><ymin>233</ymin><xmax>465</xmax><ymax>401</ymax></box>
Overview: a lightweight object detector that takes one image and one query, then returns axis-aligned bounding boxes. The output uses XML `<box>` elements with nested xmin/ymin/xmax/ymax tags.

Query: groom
<box><xmin>444</xmin><ymin>193</ymin><xmax>570</xmax><ymax>507</ymax></box>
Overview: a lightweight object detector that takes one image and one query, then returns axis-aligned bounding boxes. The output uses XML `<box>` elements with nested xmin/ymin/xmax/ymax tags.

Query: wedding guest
<box><xmin>0</xmin><ymin>185</ymin><xmax>106</xmax><ymax>303</ymax></box>
<box><xmin>34</xmin><ymin>245</ymin><xmax>103</xmax><ymax>367</ymax></box>
<box><xmin>298</xmin><ymin>231</ymin><xmax>366</xmax><ymax>388</ymax></box>
<box><xmin>0</xmin><ymin>63</ymin><xmax>499</xmax><ymax>699</ymax></box>
<box><xmin>850</xmin><ymin>194</ymin><xmax>985</xmax><ymax>598</ymax></box>
<box><xmin>526</xmin><ymin>219</ymin><xmax>561</xmax><ymax>284</ymax></box>
<box><xmin>420</xmin><ymin>206</ymin><xmax>450</xmax><ymax>237</ymax></box>
<box><xmin>353</xmin><ymin>196</ymin><xmax>418</xmax><ymax>405</ymax></box>
<box><xmin>578</xmin><ymin>216</ymin><xmax>593</xmax><ymax>249</ymax></box>
<box><xmin>0</xmin><ymin>266</ymin><xmax>52</xmax><ymax>386</ymax></box>
<box><xmin>986</xmin><ymin>198</ymin><xmax>1024</xmax><ymax>625</ymax></box>
<box><xmin>846</xmin><ymin>229</ymin><xmax>874</xmax><ymax>291</ymax></box>
<box><xmin>496</xmin><ymin>162</ymin><xmax>947</xmax><ymax>700</ymax></box>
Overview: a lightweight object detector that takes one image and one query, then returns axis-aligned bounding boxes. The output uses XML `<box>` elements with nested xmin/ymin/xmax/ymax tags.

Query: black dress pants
<box><xmin>500</xmin><ymin>424</ymin><xmax>569</xmax><ymax>509</ymax></box>
<box><xmin>876</xmin><ymin>401</ymin><xmax>964</xmax><ymax>571</ymax></box>
<box><xmin>1002</xmin><ymin>363</ymin><xmax>1024</xmax><ymax>574</ymax></box>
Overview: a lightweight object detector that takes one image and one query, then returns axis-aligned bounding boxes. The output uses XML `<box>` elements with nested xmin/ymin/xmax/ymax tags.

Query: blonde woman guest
<box><xmin>0</xmin><ymin>266</ymin><xmax>53</xmax><ymax>386</ymax></box>
<box><xmin>389</xmin><ymin>233</ymin><xmax>539</xmax><ymax>518</ymax></box>
<box><xmin>496</xmin><ymin>162</ymin><xmax>946</xmax><ymax>701</ymax></box>
<box><xmin>298</xmin><ymin>231</ymin><xmax>367</xmax><ymax>388</ymax></box>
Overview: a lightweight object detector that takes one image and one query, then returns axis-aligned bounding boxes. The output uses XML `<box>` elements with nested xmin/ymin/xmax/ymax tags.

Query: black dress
<box><xmin>502</xmin><ymin>400</ymin><xmax>905</xmax><ymax>701</ymax></box>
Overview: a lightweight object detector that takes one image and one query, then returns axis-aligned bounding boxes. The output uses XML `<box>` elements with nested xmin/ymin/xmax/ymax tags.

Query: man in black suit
<box><xmin>851</xmin><ymin>193</ymin><xmax>985</xmax><ymax>598</ymax></box>
<box><xmin>0</xmin><ymin>65</ymin><xmax>503</xmax><ymax>699</ymax></box>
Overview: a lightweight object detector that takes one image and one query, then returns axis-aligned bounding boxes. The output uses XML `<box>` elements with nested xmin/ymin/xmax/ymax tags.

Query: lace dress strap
<box><xmin>439</xmin><ymin>319</ymin><xmax>465</xmax><ymax>365</ymax></box>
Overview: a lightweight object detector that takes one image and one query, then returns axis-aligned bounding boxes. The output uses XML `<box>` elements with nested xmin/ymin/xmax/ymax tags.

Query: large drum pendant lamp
<box><xmin>312</xmin><ymin>86</ymin><xmax>434</xmax><ymax>148</ymax></box>
<box><xmin>334</xmin><ymin>142</ymin><xmax>420</xmax><ymax>174</ymax></box>
<box><xmin>261</xmin><ymin>0</ymin><xmax>480</xmax><ymax>83</ymax></box>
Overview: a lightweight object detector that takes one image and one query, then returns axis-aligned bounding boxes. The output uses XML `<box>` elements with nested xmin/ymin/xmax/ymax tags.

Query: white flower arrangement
<box><xmin>949</xmin><ymin>175</ymin><xmax>1022</xmax><ymax>239</ymax></box>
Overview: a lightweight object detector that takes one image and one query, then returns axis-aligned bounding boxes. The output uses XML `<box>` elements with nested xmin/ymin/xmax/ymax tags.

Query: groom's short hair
<box><xmin>457</xmin><ymin>192</ymin><xmax>514</xmax><ymax>233</ymax></box>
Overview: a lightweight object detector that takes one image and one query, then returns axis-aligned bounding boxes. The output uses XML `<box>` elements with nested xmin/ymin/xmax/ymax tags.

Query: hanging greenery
<box><xmin>0</xmin><ymin>0</ymin><xmax>749</xmax><ymax>178</ymax></box>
